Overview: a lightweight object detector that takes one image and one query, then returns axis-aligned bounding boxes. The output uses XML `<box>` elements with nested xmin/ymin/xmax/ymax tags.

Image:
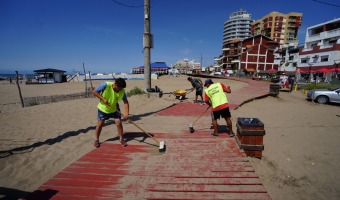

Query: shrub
<box><xmin>302</xmin><ymin>83</ymin><xmax>339</xmax><ymax>90</ymax></box>
<box><xmin>127</xmin><ymin>86</ymin><xmax>146</xmax><ymax>97</ymax></box>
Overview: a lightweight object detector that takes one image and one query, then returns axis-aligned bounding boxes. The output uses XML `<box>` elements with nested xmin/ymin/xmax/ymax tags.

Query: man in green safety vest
<box><xmin>92</xmin><ymin>78</ymin><xmax>129</xmax><ymax>148</ymax></box>
<box><xmin>204</xmin><ymin>78</ymin><xmax>235</xmax><ymax>137</ymax></box>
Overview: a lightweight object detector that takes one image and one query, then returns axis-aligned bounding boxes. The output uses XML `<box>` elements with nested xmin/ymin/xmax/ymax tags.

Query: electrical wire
<box><xmin>111</xmin><ymin>0</ymin><xmax>143</xmax><ymax>8</ymax></box>
<box><xmin>312</xmin><ymin>0</ymin><xmax>340</xmax><ymax>8</ymax></box>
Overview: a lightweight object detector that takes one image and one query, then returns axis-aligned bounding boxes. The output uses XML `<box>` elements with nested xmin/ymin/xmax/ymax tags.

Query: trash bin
<box><xmin>235</xmin><ymin>117</ymin><xmax>265</xmax><ymax>158</ymax></box>
<box><xmin>269</xmin><ymin>84</ymin><xmax>280</xmax><ymax>97</ymax></box>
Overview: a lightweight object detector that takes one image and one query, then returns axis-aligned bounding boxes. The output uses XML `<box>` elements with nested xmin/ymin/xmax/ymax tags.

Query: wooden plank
<box><xmin>146</xmin><ymin>191</ymin><xmax>271</xmax><ymax>200</ymax></box>
<box><xmin>147</xmin><ymin>183</ymin><xmax>268</xmax><ymax>193</ymax></box>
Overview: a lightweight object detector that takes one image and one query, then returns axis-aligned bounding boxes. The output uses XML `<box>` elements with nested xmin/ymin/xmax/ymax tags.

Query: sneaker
<box><xmin>211</xmin><ymin>133</ymin><xmax>219</xmax><ymax>137</ymax></box>
<box><xmin>94</xmin><ymin>140</ymin><xmax>100</xmax><ymax>148</ymax></box>
<box><xmin>200</xmin><ymin>102</ymin><xmax>205</xmax><ymax>105</ymax></box>
<box><xmin>120</xmin><ymin>139</ymin><xmax>127</xmax><ymax>147</ymax></box>
<box><xmin>229</xmin><ymin>131</ymin><xmax>235</xmax><ymax>137</ymax></box>
<box><xmin>192</xmin><ymin>100</ymin><xmax>197</xmax><ymax>104</ymax></box>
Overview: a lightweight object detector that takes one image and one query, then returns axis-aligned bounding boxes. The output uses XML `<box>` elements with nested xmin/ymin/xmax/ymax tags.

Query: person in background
<box><xmin>92</xmin><ymin>78</ymin><xmax>129</xmax><ymax>148</ymax></box>
<box><xmin>204</xmin><ymin>78</ymin><xmax>234</xmax><ymax>137</ymax></box>
<box><xmin>279</xmin><ymin>73</ymin><xmax>288</xmax><ymax>88</ymax></box>
<box><xmin>187</xmin><ymin>77</ymin><xmax>204</xmax><ymax>105</ymax></box>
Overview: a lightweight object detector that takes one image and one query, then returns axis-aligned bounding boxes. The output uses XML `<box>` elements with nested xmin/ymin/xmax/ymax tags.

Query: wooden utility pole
<box><xmin>144</xmin><ymin>0</ymin><xmax>151</xmax><ymax>90</ymax></box>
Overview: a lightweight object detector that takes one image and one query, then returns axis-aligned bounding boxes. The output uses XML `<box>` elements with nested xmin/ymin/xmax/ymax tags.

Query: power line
<box><xmin>312</xmin><ymin>0</ymin><xmax>340</xmax><ymax>8</ymax></box>
<box><xmin>111</xmin><ymin>0</ymin><xmax>143</xmax><ymax>8</ymax></box>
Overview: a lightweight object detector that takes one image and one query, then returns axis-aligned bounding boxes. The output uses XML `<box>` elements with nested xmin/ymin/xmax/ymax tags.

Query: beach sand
<box><xmin>0</xmin><ymin>75</ymin><xmax>339</xmax><ymax>199</ymax></box>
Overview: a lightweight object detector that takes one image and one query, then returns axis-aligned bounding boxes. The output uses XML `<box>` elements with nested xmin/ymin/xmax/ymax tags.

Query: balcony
<box><xmin>306</xmin><ymin>28</ymin><xmax>340</xmax><ymax>43</ymax></box>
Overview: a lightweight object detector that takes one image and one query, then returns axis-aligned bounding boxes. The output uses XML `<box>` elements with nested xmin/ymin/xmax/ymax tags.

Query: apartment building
<box><xmin>223</xmin><ymin>9</ymin><xmax>254</xmax><ymax>44</ymax></box>
<box><xmin>252</xmin><ymin>12</ymin><xmax>302</xmax><ymax>47</ymax></box>
<box><xmin>298</xmin><ymin>18</ymin><xmax>340</xmax><ymax>77</ymax></box>
<box><xmin>219</xmin><ymin>35</ymin><xmax>279</xmax><ymax>72</ymax></box>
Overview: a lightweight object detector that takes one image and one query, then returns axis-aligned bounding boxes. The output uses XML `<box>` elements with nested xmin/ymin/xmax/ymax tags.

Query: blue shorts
<box><xmin>97</xmin><ymin>109</ymin><xmax>121</xmax><ymax>121</ymax></box>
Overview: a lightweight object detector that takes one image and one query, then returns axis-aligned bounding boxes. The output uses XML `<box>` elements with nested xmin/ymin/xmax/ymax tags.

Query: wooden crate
<box><xmin>236</xmin><ymin>118</ymin><xmax>265</xmax><ymax>158</ymax></box>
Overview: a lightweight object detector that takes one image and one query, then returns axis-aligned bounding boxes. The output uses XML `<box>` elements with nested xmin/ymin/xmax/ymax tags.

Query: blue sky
<box><xmin>0</xmin><ymin>0</ymin><xmax>339</xmax><ymax>74</ymax></box>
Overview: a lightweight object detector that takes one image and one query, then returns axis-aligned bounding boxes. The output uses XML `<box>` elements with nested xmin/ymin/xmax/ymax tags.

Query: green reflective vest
<box><xmin>97</xmin><ymin>82</ymin><xmax>125</xmax><ymax>114</ymax></box>
<box><xmin>205</xmin><ymin>83</ymin><xmax>228</xmax><ymax>108</ymax></box>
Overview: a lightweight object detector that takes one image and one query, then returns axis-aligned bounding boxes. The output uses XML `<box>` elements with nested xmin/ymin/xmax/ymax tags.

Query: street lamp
<box><xmin>308</xmin><ymin>62</ymin><xmax>313</xmax><ymax>82</ymax></box>
<box><xmin>334</xmin><ymin>59</ymin><xmax>340</xmax><ymax>79</ymax></box>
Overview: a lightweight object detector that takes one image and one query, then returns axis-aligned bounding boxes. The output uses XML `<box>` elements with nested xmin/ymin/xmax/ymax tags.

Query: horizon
<box><xmin>1</xmin><ymin>0</ymin><xmax>339</xmax><ymax>74</ymax></box>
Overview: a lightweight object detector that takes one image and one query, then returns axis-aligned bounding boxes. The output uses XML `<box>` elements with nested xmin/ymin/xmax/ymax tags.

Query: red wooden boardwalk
<box><xmin>29</xmin><ymin>135</ymin><xmax>271</xmax><ymax>199</ymax></box>
<box><xmin>29</xmin><ymin>78</ymin><xmax>272</xmax><ymax>199</ymax></box>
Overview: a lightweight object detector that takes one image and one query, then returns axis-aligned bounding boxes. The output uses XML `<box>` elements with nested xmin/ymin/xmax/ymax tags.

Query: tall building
<box><xmin>252</xmin><ymin>12</ymin><xmax>302</xmax><ymax>47</ymax></box>
<box><xmin>223</xmin><ymin>9</ymin><xmax>254</xmax><ymax>44</ymax></box>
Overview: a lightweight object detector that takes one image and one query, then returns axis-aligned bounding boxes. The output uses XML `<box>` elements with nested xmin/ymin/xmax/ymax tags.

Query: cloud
<box><xmin>182</xmin><ymin>37</ymin><xmax>189</xmax><ymax>43</ymax></box>
<box><xmin>180</xmin><ymin>48</ymin><xmax>192</xmax><ymax>55</ymax></box>
<box><xmin>197</xmin><ymin>40</ymin><xmax>204</xmax><ymax>45</ymax></box>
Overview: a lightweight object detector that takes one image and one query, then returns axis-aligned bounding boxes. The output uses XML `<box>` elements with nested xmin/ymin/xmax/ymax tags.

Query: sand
<box><xmin>0</xmin><ymin>75</ymin><xmax>339</xmax><ymax>199</ymax></box>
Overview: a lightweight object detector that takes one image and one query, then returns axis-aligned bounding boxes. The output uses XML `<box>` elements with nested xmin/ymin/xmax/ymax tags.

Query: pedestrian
<box><xmin>204</xmin><ymin>78</ymin><xmax>235</xmax><ymax>137</ymax></box>
<box><xmin>187</xmin><ymin>76</ymin><xmax>204</xmax><ymax>104</ymax></box>
<box><xmin>92</xmin><ymin>78</ymin><xmax>129</xmax><ymax>148</ymax></box>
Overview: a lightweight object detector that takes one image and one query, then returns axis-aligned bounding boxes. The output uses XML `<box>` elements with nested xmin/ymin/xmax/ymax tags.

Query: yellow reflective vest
<box><xmin>204</xmin><ymin>83</ymin><xmax>228</xmax><ymax>108</ymax></box>
<box><xmin>97</xmin><ymin>82</ymin><xmax>125</xmax><ymax>114</ymax></box>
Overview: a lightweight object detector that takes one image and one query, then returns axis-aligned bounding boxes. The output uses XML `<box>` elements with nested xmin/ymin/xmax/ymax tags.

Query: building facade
<box><xmin>218</xmin><ymin>35</ymin><xmax>279</xmax><ymax>73</ymax></box>
<box><xmin>252</xmin><ymin>12</ymin><xmax>302</xmax><ymax>47</ymax></box>
<box><xmin>240</xmin><ymin>35</ymin><xmax>279</xmax><ymax>72</ymax></box>
<box><xmin>298</xmin><ymin>18</ymin><xmax>340</xmax><ymax>78</ymax></box>
<box><xmin>223</xmin><ymin>9</ymin><xmax>254</xmax><ymax>44</ymax></box>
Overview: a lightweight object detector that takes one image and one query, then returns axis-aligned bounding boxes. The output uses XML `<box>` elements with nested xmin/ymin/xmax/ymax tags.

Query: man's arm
<box><xmin>122</xmin><ymin>94</ymin><xmax>129</xmax><ymax>120</ymax></box>
<box><xmin>221</xmin><ymin>83</ymin><xmax>231</xmax><ymax>93</ymax></box>
<box><xmin>204</xmin><ymin>93</ymin><xmax>211</xmax><ymax>107</ymax></box>
<box><xmin>92</xmin><ymin>87</ymin><xmax>109</xmax><ymax>105</ymax></box>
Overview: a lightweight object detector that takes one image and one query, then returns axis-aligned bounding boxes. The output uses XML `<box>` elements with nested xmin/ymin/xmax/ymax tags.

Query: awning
<box><xmin>245</xmin><ymin>68</ymin><xmax>255</xmax><ymax>72</ymax></box>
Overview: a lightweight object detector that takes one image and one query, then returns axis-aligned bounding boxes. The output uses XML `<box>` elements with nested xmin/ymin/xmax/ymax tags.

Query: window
<box><xmin>301</xmin><ymin>58</ymin><xmax>308</xmax><ymax>63</ymax></box>
<box><xmin>320</xmin><ymin>55</ymin><xmax>328</xmax><ymax>62</ymax></box>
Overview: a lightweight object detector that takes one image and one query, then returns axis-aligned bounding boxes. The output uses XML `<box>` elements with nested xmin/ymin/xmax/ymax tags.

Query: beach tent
<box><xmin>132</xmin><ymin>62</ymin><xmax>171</xmax><ymax>74</ymax></box>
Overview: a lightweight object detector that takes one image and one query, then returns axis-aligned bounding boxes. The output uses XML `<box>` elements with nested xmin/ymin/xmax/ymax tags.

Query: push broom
<box><xmin>189</xmin><ymin>106</ymin><xmax>210</xmax><ymax>133</ymax></box>
<box><xmin>115</xmin><ymin>109</ymin><xmax>166</xmax><ymax>153</ymax></box>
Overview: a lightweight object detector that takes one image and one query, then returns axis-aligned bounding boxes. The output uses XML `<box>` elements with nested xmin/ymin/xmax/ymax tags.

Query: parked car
<box><xmin>306</xmin><ymin>87</ymin><xmax>340</xmax><ymax>104</ymax></box>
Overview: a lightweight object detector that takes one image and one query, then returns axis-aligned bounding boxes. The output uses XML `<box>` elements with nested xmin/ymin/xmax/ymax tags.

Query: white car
<box><xmin>306</xmin><ymin>87</ymin><xmax>340</xmax><ymax>104</ymax></box>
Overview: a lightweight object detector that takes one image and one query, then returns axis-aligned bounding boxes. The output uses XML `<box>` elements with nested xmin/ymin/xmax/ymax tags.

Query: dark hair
<box><xmin>187</xmin><ymin>77</ymin><xmax>192</xmax><ymax>81</ymax></box>
<box><xmin>115</xmin><ymin>78</ymin><xmax>126</xmax><ymax>88</ymax></box>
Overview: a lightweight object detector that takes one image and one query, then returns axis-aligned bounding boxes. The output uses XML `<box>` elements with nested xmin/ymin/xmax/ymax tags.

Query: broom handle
<box><xmin>126</xmin><ymin>119</ymin><xmax>160</xmax><ymax>144</ymax></box>
<box><xmin>115</xmin><ymin>109</ymin><xmax>160</xmax><ymax>144</ymax></box>
<box><xmin>192</xmin><ymin>107</ymin><xmax>210</xmax><ymax>125</ymax></box>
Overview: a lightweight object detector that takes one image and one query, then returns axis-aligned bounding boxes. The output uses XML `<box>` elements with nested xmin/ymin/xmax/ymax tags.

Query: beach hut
<box><xmin>132</xmin><ymin>62</ymin><xmax>171</xmax><ymax>75</ymax></box>
<box><xmin>34</xmin><ymin>68</ymin><xmax>67</xmax><ymax>83</ymax></box>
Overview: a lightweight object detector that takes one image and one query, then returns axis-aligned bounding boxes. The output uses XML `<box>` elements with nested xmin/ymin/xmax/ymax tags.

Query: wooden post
<box><xmin>82</xmin><ymin>63</ymin><xmax>88</xmax><ymax>97</ymax></box>
<box><xmin>15</xmin><ymin>71</ymin><xmax>24</xmax><ymax>107</ymax></box>
<box><xmin>88</xmin><ymin>71</ymin><xmax>93</xmax><ymax>90</ymax></box>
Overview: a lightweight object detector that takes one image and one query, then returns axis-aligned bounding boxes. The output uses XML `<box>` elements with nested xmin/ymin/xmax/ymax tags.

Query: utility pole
<box><xmin>144</xmin><ymin>0</ymin><xmax>151</xmax><ymax>90</ymax></box>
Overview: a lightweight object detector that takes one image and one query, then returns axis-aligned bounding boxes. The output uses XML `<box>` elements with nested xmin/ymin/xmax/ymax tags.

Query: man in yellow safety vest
<box><xmin>204</xmin><ymin>78</ymin><xmax>234</xmax><ymax>137</ymax></box>
<box><xmin>92</xmin><ymin>78</ymin><xmax>130</xmax><ymax>148</ymax></box>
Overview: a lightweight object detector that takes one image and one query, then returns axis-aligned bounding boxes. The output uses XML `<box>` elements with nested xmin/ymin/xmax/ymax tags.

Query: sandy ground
<box><xmin>0</xmin><ymin>75</ymin><xmax>339</xmax><ymax>200</ymax></box>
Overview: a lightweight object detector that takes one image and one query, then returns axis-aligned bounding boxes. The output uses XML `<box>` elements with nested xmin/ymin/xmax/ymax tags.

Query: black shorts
<box><xmin>211</xmin><ymin>107</ymin><xmax>231</xmax><ymax>120</ymax></box>
<box><xmin>196</xmin><ymin>89</ymin><xmax>203</xmax><ymax>96</ymax></box>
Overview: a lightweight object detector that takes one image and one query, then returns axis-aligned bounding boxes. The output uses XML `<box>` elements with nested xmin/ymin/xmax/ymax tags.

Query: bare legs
<box><xmin>95</xmin><ymin>118</ymin><xmax>124</xmax><ymax>142</ymax></box>
<box><xmin>212</xmin><ymin>117</ymin><xmax>234</xmax><ymax>136</ymax></box>
<box><xmin>95</xmin><ymin>120</ymin><xmax>105</xmax><ymax>141</ymax></box>
<box><xmin>225</xmin><ymin>117</ymin><xmax>234</xmax><ymax>134</ymax></box>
